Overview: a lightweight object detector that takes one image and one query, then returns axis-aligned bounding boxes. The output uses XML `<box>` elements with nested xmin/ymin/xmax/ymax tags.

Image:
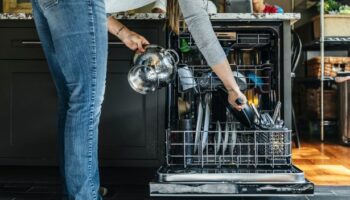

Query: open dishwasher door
<box><xmin>150</xmin><ymin>166</ymin><xmax>314</xmax><ymax>196</ymax></box>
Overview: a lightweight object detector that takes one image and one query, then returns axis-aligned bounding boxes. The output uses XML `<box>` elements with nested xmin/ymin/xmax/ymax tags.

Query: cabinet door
<box><xmin>0</xmin><ymin>59</ymin><xmax>166</xmax><ymax>166</ymax></box>
<box><xmin>99</xmin><ymin>60</ymin><xmax>166</xmax><ymax>167</ymax></box>
<box><xmin>0</xmin><ymin>20</ymin><xmax>167</xmax><ymax>166</ymax></box>
<box><xmin>99</xmin><ymin>20</ymin><xmax>167</xmax><ymax>166</ymax></box>
<box><xmin>0</xmin><ymin>60</ymin><xmax>58</xmax><ymax>165</ymax></box>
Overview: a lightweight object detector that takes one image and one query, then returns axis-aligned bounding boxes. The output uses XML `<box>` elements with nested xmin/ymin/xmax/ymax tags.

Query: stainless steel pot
<box><xmin>128</xmin><ymin>65</ymin><xmax>158</xmax><ymax>95</ymax></box>
<box><xmin>128</xmin><ymin>44</ymin><xmax>179</xmax><ymax>94</ymax></box>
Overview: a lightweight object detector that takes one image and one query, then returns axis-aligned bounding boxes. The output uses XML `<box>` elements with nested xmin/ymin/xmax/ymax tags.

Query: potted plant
<box><xmin>313</xmin><ymin>0</ymin><xmax>350</xmax><ymax>39</ymax></box>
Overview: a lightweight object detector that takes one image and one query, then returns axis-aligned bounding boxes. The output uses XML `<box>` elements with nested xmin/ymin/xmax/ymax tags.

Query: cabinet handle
<box><xmin>21</xmin><ymin>41</ymin><xmax>42</xmax><ymax>45</ymax></box>
<box><xmin>108</xmin><ymin>42</ymin><xmax>124</xmax><ymax>45</ymax></box>
<box><xmin>20</xmin><ymin>41</ymin><xmax>124</xmax><ymax>46</ymax></box>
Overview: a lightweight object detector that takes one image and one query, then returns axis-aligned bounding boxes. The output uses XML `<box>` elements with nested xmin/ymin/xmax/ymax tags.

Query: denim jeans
<box><xmin>31</xmin><ymin>0</ymin><xmax>107</xmax><ymax>199</ymax></box>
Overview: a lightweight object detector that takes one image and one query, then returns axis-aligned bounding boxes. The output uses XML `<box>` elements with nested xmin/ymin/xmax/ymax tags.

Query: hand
<box><xmin>227</xmin><ymin>89</ymin><xmax>247</xmax><ymax>111</ymax></box>
<box><xmin>119</xmin><ymin>30</ymin><xmax>150</xmax><ymax>53</ymax></box>
<box><xmin>152</xmin><ymin>8</ymin><xmax>166</xmax><ymax>13</ymax></box>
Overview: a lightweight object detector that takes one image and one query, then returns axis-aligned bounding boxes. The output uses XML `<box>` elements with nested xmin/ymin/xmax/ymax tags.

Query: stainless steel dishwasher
<box><xmin>149</xmin><ymin>19</ymin><xmax>314</xmax><ymax>197</ymax></box>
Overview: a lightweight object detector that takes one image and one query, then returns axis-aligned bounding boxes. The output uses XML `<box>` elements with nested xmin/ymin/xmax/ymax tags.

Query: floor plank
<box><xmin>292</xmin><ymin>137</ymin><xmax>350</xmax><ymax>185</ymax></box>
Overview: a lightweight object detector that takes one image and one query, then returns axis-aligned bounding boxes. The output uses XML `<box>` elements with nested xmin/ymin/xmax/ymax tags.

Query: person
<box><xmin>252</xmin><ymin>0</ymin><xmax>284</xmax><ymax>13</ymax></box>
<box><xmin>31</xmin><ymin>0</ymin><xmax>247</xmax><ymax>199</ymax></box>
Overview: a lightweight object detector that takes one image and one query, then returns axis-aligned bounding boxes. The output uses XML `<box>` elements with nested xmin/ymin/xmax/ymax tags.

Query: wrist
<box><xmin>224</xmin><ymin>81</ymin><xmax>240</xmax><ymax>93</ymax></box>
<box><xmin>116</xmin><ymin>27</ymin><xmax>130</xmax><ymax>41</ymax></box>
<box><xmin>226</xmin><ymin>86</ymin><xmax>240</xmax><ymax>94</ymax></box>
<box><xmin>115</xmin><ymin>25</ymin><xmax>125</xmax><ymax>36</ymax></box>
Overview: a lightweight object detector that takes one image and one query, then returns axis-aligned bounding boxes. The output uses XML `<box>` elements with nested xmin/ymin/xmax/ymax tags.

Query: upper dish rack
<box><xmin>177</xmin><ymin>64</ymin><xmax>273</xmax><ymax>94</ymax></box>
<box><xmin>178</xmin><ymin>32</ymin><xmax>271</xmax><ymax>50</ymax></box>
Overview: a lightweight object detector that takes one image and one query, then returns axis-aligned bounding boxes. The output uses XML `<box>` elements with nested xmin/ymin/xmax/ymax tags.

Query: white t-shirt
<box><xmin>105</xmin><ymin>0</ymin><xmax>224</xmax><ymax>67</ymax></box>
<box><xmin>105</xmin><ymin>0</ymin><xmax>217</xmax><ymax>14</ymax></box>
<box><xmin>105</xmin><ymin>0</ymin><xmax>166</xmax><ymax>13</ymax></box>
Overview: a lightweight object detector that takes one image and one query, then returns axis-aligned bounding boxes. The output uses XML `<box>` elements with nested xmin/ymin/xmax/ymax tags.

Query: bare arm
<box><xmin>107</xmin><ymin>16</ymin><xmax>149</xmax><ymax>52</ymax></box>
<box><xmin>178</xmin><ymin>0</ymin><xmax>247</xmax><ymax>110</ymax></box>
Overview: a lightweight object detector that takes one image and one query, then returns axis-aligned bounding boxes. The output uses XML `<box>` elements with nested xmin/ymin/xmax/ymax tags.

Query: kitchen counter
<box><xmin>0</xmin><ymin>12</ymin><xmax>300</xmax><ymax>23</ymax></box>
<box><xmin>0</xmin><ymin>13</ymin><xmax>33</xmax><ymax>20</ymax></box>
<box><xmin>112</xmin><ymin>13</ymin><xmax>300</xmax><ymax>24</ymax></box>
<box><xmin>0</xmin><ymin>13</ymin><xmax>167</xmax><ymax>20</ymax></box>
<box><xmin>210</xmin><ymin>13</ymin><xmax>300</xmax><ymax>24</ymax></box>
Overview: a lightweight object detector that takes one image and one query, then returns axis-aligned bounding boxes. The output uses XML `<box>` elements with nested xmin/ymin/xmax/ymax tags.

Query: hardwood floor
<box><xmin>292</xmin><ymin>136</ymin><xmax>350</xmax><ymax>186</ymax></box>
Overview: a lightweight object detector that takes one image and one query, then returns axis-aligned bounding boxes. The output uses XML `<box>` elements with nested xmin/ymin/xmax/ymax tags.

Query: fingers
<box><xmin>141</xmin><ymin>36</ymin><xmax>150</xmax><ymax>45</ymax></box>
<box><xmin>233</xmin><ymin>104</ymin><xmax>244</xmax><ymax>111</ymax></box>
<box><xmin>135</xmin><ymin>37</ymin><xmax>149</xmax><ymax>53</ymax></box>
<box><xmin>136</xmin><ymin>40</ymin><xmax>144</xmax><ymax>52</ymax></box>
<box><xmin>228</xmin><ymin>92</ymin><xmax>248</xmax><ymax>111</ymax></box>
<box><xmin>128</xmin><ymin>42</ymin><xmax>138</xmax><ymax>51</ymax></box>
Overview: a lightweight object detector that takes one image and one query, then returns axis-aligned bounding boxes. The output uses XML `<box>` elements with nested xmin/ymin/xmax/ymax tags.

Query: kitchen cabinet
<box><xmin>0</xmin><ymin>19</ymin><xmax>166</xmax><ymax>166</ymax></box>
<box><xmin>0</xmin><ymin>60</ymin><xmax>58</xmax><ymax>164</ymax></box>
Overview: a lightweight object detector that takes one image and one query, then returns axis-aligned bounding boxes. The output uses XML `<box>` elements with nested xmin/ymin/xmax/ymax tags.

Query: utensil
<box><xmin>179</xmin><ymin>38</ymin><xmax>191</xmax><ymax>53</ymax></box>
<box><xmin>194</xmin><ymin>101</ymin><xmax>203</xmax><ymax>154</ymax></box>
<box><xmin>233</xmin><ymin>71</ymin><xmax>248</xmax><ymax>92</ymax></box>
<box><xmin>178</xmin><ymin>65</ymin><xmax>197</xmax><ymax>91</ymax></box>
<box><xmin>222</xmin><ymin>121</ymin><xmax>230</xmax><ymax>154</ymax></box>
<box><xmin>265</xmin><ymin>113</ymin><xmax>275</xmax><ymax>126</ymax></box>
<box><xmin>198</xmin><ymin>72</ymin><xmax>221</xmax><ymax>90</ymax></box>
<box><xmin>251</xmin><ymin>103</ymin><xmax>260</xmax><ymax>120</ymax></box>
<box><xmin>246</xmin><ymin>89</ymin><xmax>259</xmax><ymax>107</ymax></box>
<box><xmin>129</xmin><ymin>44</ymin><xmax>179</xmax><ymax>94</ymax></box>
<box><xmin>178</xmin><ymin>97</ymin><xmax>191</xmax><ymax>119</ymax></box>
<box><xmin>214</xmin><ymin>121</ymin><xmax>222</xmax><ymax>154</ymax></box>
<box><xmin>133</xmin><ymin>45</ymin><xmax>179</xmax><ymax>83</ymax></box>
<box><xmin>247</xmin><ymin>72</ymin><xmax>263</xmax><ymax>89</ymax></box>
<box><xmin>180</xmin><ymin>118</ymin><xmax>193</xmax><ymax>166</ymax></box>
<box><xmin>272</xmin><ymin>101</ymin><xmax>282</xmax><ymax>123</ymax></box>
<box><xmin>128</xmin><ymin>65</ymin><xmax>158</xmax><ymax>94</ymax></box>
<box><xmin>198</xmin><ymin>72</ymin><xmax>247</xmax><ymax>91</ymax></box>
<box><xmin>201</xmin><ymin>93</ymin><xmax>211</xmax><ymax>153</ymax></box>
<box><xmin>218</xmin><ymin>86</ymin><xmax>255</xmax><ymax>128</ymax></box>
<box><xmin>229</xmin><ymin>122</ymin><xmax>237</xmax><ymax>154</ymax></box>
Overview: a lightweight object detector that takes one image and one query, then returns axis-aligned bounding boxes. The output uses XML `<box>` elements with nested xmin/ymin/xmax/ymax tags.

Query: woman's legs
<box><xmin>31</xmin><ymin>0</ymin><xmax>107</xmax><ymax>199</ymax></box>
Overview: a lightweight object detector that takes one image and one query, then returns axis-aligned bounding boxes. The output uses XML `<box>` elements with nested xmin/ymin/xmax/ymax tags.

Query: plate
<box><xmin>201</xmin><ymin>95</ymin><xmax>211</xmax><ymax>153</ymax></box>
<box><xmin>194</xmin><ymin>101</ymin><xmax>203</xmax><ymax>154</ymax></box>
<box><xmin>214</xmin><ymin>121</ymin><xmax>222</xmax><ymax>154</ymax></box>
<box><xmin>229</xmin><ymin>123</ymin><xmax>237</xmax><ymax>154</ymax></box>
<box><xmin>222</xmin><ymin>121</ymin><xmax>230</xmax><ymax>154</ymax></box>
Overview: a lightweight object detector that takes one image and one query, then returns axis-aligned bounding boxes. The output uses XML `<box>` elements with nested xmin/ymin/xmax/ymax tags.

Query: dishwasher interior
<box><xmin>150</xmin><ymin>23</ymin><xmax>314</xmax><ymax>197</ymax></box>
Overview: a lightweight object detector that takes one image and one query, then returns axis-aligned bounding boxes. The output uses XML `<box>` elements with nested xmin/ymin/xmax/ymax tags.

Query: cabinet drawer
<box><xmin>0</xmin><ymin>27</ymin><xmax>133</xmax><ymax>60</ymax></box>
<box><xmin>0</xmin><ymin>28</ymin><xmax>45</xmax><ymax>60</ymax></box>
<box><xmin>0</xmin><ymin>26</ymin><xmax>164</xmax><ymax>61</ymax></box>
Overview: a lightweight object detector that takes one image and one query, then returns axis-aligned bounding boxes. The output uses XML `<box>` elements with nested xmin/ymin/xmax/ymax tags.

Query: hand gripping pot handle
<box><xmin>164</xmin><ymin>49</ymin><xmax>180</xmax><ymax>65</ymax></box>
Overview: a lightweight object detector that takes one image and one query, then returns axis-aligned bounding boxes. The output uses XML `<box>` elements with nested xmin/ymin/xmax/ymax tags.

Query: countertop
<box><xmin>0</xmin><ymin>12</ymin><xmax>300</xmax><ymax>23</ymax></box>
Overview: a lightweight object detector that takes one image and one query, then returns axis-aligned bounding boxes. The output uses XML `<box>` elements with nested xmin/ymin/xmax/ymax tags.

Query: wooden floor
<box><xmin>292</xmin><ymin>136</ymin><xmax>350</xmax><ymax>186</ymax></box>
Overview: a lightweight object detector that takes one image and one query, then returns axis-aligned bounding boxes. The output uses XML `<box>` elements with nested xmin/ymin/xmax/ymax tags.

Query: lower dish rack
<box><xmin>149</xmin><ymin>126</ymin><xmax>314</xmax><ymax>197</ymax></box>
<box><xmin>166</xmin><ymin>124</ymin><xmax>292</xmax><ymax>168</ymax></box>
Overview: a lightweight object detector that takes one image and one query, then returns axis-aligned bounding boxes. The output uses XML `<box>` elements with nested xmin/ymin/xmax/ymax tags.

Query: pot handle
<box><xmin>164</xmin><ymin>49</ymin><xmax>180</xmax><ymax>65</ymax></box>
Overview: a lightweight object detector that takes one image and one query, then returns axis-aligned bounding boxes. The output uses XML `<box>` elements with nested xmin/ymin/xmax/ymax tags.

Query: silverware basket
<box><xmin>166</xmin><ymin>123</ymin><xmax>292</xmax><ymax>168</ymax></box>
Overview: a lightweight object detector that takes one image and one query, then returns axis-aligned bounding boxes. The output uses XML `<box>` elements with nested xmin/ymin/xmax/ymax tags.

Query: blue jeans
<box><xmin>31</xmin><ymin>0</ymin><xmax>107</xmax><ymax>199</ymax></box>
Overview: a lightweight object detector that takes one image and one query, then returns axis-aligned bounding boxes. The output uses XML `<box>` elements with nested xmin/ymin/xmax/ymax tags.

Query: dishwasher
<box><xmin>149</xmin><ymin>20</ymin><xmax>314</xmax><ymax>197</ymax></box>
